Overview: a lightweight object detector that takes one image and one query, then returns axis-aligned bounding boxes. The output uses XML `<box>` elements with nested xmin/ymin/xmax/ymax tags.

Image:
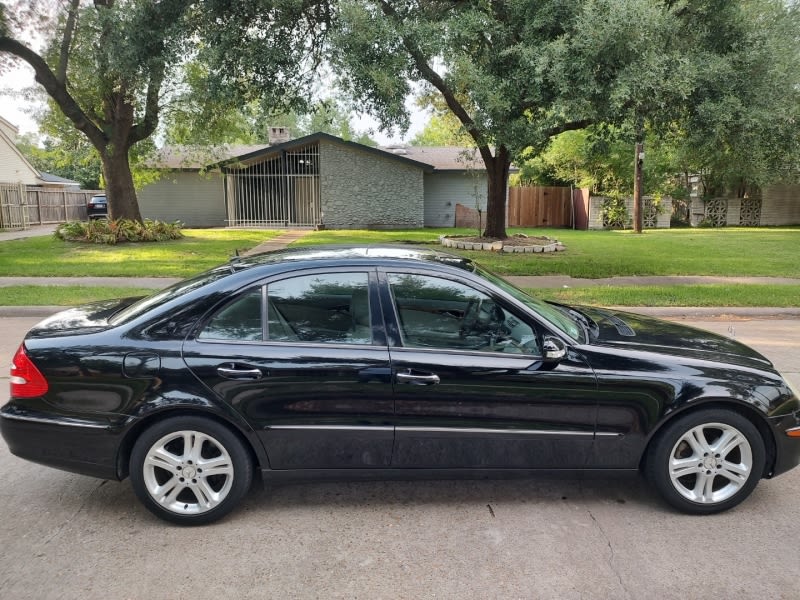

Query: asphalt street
<box><xmin>0</xmin><ymin>314</ymin><xmax>798</xmax><ymax>599</ymax></box>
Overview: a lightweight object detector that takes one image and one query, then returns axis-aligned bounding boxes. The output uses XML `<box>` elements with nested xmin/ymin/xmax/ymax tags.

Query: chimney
<box><xmin>268</xmin><ymin>126</ymin><xmax>291</xmax><ymax>145</ymax></box>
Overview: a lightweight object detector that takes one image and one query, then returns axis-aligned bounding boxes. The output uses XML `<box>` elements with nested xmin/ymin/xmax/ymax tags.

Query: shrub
<box><xmin>55</xmin><ymin>219</ymin><xmax>184</xmax><ymax>244</ymax></box>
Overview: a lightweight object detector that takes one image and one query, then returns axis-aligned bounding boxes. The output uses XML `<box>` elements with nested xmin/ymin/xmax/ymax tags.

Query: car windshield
<box><xmin>476</xmin><ymin>266</ymin><xmax>584</xmax><ymax>342</ymax></box>
<box><xmin>108</xmin><ymin>266</ymin><xmax>233</xmax><ymax>325</ymax></box>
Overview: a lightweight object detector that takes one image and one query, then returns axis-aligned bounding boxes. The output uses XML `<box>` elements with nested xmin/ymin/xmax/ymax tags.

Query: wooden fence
<box><xmin>0</xmin><ymin>184</ymin><xmax>103</xmax><ymax>229</ymax></box>
<box><xmin>508</xmin><ymin>186</ymin><xmax>572</xmax><ymax>228</ymax></box>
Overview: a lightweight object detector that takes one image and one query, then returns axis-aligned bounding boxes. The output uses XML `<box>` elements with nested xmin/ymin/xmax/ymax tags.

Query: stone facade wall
<box><xmin>588</xmin><ymin>196</ymin><xmax>672</xmax><ymax>229</ymax></box>
<box><xmin>319</xmin><ymin>139</ymin><xmax>424</xmax><ymax>229</ymax></box>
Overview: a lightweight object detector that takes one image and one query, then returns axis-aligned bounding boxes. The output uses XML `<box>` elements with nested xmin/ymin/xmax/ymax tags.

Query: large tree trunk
<box><xmin>483</xmin><ymin>145</ymin><xmax>511</xmax><ymax>239</ymax></box>
<box><xmin>100</xmin><ymin>148</ymin><xmax>142</xmax><ymax>222</ymax></box>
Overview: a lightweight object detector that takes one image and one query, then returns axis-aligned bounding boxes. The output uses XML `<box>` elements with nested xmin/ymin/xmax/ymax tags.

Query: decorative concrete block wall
<box><xmin>689</xmin><ymin>187</ymin><xmax>800</xmax><ymax>227</ymax></box>
<box><xmin>319</xmin><ymin>139</ymin><xmax>425</xmax><ymax>229</ymax></box>
<box><xmin>588</xmin><ymin>196</ymin><xmax>672</xmax><ymax>229</ymax></box>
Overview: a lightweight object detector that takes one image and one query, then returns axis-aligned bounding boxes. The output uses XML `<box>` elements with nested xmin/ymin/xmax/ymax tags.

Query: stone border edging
<box><xmin>440</xmin><ymin>236</ymin><xmax>566</xmax><ymax>253</ymax></box>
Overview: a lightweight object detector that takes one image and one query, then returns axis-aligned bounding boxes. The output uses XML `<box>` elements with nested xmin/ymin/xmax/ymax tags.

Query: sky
<box><xmin>0</xmin><ymin>59</ymin><xmax>427</xmax><ymax>145</ymax></box>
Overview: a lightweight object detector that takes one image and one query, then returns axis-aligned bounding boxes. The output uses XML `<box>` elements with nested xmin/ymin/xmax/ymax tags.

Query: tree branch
<box><xmin>543</xmin><ymin>119</ymin><xmax>592</xmax><ymax>139</ymax></box>
<box><xmin>376</xmin><ymin>0</ymin><xmax>493</xmax><ymax>164</ymax></box>
<box><xmin>56</xmin><ymin>0</ymin><xmax>81</xmax><ymax>84</ymax></box>
<box><xmin>0</xmin><ymin>35</ymin><xmax>107</xmax><ymax>149</ymax></box>
<box><xmin>130</xmin><ymin>60</ymin><xmax>166</xmax><ymax>145</ymax></box>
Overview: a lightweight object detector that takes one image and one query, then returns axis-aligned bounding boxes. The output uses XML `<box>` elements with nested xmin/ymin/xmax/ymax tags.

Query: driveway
<box><xmin>0</xmin><ymin>314</ymin><xmax>798</xmax><ymax>599</ymax></box>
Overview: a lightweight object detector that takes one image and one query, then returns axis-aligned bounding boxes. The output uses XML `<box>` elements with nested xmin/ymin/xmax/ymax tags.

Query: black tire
<box><xmin>130</xmin><ymin>416</ymin><xmax>253</xmax><ymax>525</ymax></box>
<box><xmin>645</xmin><ymin>408</ymin><xmax>766</xmax><ymax>515</ymax></box>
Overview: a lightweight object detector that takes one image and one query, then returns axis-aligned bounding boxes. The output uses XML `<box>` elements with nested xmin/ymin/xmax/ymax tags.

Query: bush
<box><xmin>55</xmin><ymin>219</ymin><xmax>184</xmax><ymax>244</ymax></box>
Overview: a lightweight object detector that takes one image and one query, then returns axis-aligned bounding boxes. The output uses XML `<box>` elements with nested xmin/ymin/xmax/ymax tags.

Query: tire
<box><xmin>645</xmin><ymin>408</ymin><xmax>766</xmax><ymax>515</ymax></box>
<box><xmin>130</xmin><ymin>416</ymin><xmax>253</xmax><ymax>525</ymax></box>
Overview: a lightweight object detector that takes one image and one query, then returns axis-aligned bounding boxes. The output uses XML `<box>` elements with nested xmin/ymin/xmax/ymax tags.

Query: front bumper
<box><xmin>0</xmin><ymin>404</ymin><xmax>122</xmax><ymax>480</ymax></box>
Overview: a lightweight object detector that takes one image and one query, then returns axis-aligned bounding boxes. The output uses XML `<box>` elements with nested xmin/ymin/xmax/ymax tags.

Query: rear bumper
<box><xmin>0</xmin><ymin>404</ymin><xmax>122</xmax><ymax>480</ymax></box>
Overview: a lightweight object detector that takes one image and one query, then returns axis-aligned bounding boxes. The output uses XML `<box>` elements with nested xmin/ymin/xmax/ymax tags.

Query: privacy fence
<box><xmin>0</xmin><ymin>183</ymin><xmax>102</xmax><ymax>229</ymax></box>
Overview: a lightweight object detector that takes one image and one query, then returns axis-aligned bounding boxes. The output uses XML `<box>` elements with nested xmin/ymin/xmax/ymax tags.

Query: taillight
<box><xmin>10</xmin><ymin>344</ymin><xmax>49</xmax><ymax>398</ymax></box>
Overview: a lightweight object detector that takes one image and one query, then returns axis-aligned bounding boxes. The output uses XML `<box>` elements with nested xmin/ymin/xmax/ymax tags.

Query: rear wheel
<box><xmin>646</xmin><ymin>408</ymin><xmax>765</xmax><ymax>514</ymax></box>
<box><xmin>130</xmin><ymin>416</ymin><xmax>253</xmax><ymax>525</ymax></box>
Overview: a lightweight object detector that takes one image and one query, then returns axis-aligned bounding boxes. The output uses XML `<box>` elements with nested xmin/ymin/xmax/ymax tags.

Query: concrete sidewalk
<box><xmin>0</xmin><ymin>224</ymin><xmax>57</xmax><ymax>241</ymax></box>
<box><xmin>506</xmin><ymin>274</ymin><xmax>800</xmax><ymax>288</ymax></box>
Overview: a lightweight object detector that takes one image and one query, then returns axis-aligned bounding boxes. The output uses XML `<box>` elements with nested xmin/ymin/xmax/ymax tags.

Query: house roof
<box><xmin>38</xmin><ymin>172</ymin><xmax>80</xmax><ymax>185</ymax></box>
<box><xmin>148</xmin><ymin>134</ymin><xmax>517</xmax><ymax>174</ymax></box>
<box><xmin>380</xmin><ymin>146</ymin><xmax>484</xmax><ymax>170</ymax></box>
<box><xmin>380</xmin><ymin>145</ymin><xmax>519</xmax><ymax>172</ymax></box>
<box><xmin>219</xmin><ymin>132</ymin><xmax>435</xmax><ymax>172</ymax></box>
<box><xmin>148</xmin><ymin>144</ymin><xmax>271</xmax><ymax>170</ymax></box>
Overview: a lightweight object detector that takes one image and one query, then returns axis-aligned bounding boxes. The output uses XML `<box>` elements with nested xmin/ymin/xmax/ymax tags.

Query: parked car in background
<box><xmin>1</xmin><ymin>246</ymin><xmax>799</xmax><ymax>524</ymax></box>
<box><xmin>87</xmin><ymin>194</ymin><xmax>108</xmax><ymax>219</ymax></box>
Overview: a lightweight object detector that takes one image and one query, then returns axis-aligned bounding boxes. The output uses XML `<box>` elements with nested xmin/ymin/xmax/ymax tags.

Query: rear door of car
<box><xmin>379</xmin><ymin>269</ymin><xmax>598</xmax><ymax>470</ymax></box>
<box><xmin>182</xmin><ymin>268</ymin><xmax>394</xmax><ymax>470</ymax></box>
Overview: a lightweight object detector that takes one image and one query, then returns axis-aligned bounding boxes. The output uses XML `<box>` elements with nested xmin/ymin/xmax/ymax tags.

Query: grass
<box><xmin>531</xmin><ymin>284</ymin><xmax>800</xmax><ymax>307</ymax></box>
<box><xmin>0</xmin><ymin>229</ymin><xmax>280</xmax><ymax>278</ymax></box>
<box><xmin>294</xmin><ymin>227</ymin><xmax>800</xmax><ymax>278</ymax></box>
<box><xmin>0</xmin><ymin>285</ymin><xmax>153</xmax><ymax>306</ymax></box>
<box><xmin>1</xmin><ymin>226</ymin><xmax>798</xmax><ymax>307</ymax></box>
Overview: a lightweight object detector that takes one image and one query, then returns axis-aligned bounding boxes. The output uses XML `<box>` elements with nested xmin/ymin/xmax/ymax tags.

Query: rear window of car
<box><xmin>108</xmin><ymin>267</ymin><xmax>235</xmax><ymax>325</ymax></box>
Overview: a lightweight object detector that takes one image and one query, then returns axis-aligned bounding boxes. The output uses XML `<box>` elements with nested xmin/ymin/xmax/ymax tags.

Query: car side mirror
<box><xmin>542</xmin><ymin>336</ymin><xmax>567</xmax><ymax>364</ymax></box>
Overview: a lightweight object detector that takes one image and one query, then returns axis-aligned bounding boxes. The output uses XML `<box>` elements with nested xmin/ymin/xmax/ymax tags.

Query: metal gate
<box><xmin>0</xmin><ymin>182</ymin><xmax>30</xmax><ymax>230</ymax></box>
<box><xmin>224</xmin><ymin>143</ymin><xmax>321</xmax><ymax>227</ymax></box>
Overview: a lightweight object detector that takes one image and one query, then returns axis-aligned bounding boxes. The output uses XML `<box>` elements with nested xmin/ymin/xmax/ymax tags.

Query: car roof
<box><xmin>232</xmin><ymin>244</ymin><xmax>477</xmax><ymax>274</ymax></box>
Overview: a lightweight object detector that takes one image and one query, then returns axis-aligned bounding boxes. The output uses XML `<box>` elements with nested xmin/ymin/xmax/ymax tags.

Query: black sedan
<box><xmin>2</xmin><ymin>246</ymin><xmax>799</xmax><ymax>524</ymax></box>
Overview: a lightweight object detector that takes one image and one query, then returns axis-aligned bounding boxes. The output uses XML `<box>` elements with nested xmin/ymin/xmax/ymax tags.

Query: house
<box><xmin>139</xmin><ymin>131</ymin><xmax>500</xmax><ymax>228</ymax></box>
<box><xmin>0</xmin><ymin>116</ymin><xmax>80</xmax><ymax>188</ymax></box>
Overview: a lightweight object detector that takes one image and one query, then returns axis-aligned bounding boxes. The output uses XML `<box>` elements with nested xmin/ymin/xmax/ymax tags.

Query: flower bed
<box><xmin>440</xmin><ymin>234</ymin><xmax>566</xmax><ymax>253</ymax></box>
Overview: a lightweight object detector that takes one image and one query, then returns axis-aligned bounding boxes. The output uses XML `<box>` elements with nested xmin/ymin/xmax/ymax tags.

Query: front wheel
<box><xmin>646</xmin><ymin>408</ymin><xmax>766</xmax><ymax>514</ymax></box>
<box><xmin>130</xmin><ymin>416</ymin><xmax>253</xmax><ymax>525</ymax></box>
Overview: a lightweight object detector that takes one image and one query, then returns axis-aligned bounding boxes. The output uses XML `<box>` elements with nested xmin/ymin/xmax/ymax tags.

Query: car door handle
<box><xmin>396</xmin><ymin>371</ymin><xmax>440</xmax><ymax>385</ymax></box>
<box><xmin>217</xmin><ymin>366</ymin><xmax>263</xmax><ymax>380</ymax></box>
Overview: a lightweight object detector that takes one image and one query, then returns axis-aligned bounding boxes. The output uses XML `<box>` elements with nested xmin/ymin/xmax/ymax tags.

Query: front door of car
<box><xmin>182</xmin><ymin>269</ymin><xmax>394</xmax><ymax>470</ymax></box>
<box><xmin>381</xmin><ymin>271</ymin><xmax>598</xmax><ymax>470</ymax></box>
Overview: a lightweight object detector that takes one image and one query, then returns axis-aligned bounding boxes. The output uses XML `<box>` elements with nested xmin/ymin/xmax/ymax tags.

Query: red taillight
<box><xmin>10</xmin><ymin>344</ymin><xmax>49</xmax><ymax>398</ymax></box>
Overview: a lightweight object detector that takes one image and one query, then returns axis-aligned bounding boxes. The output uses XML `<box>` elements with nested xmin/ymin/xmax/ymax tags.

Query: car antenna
<box><xmin>229</xmin><ymin>249</ymin><xmax>242</xmax><ymax>272</ymax></box>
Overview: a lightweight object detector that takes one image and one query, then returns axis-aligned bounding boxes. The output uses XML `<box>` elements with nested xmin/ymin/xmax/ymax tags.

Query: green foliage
<box><xmin>600</xmin><ymin>195</ymin><xmax>630</xmax><ymax>229</ymax></box>
<box><xmin>55</xmin><ymin>219</ymin><xmax>184</xmax><ymax>244</ymax></box>
<box><xmin>411</xmin><ymin>111</ymin><xmax>473</xmax><ymax>147</ymax></box>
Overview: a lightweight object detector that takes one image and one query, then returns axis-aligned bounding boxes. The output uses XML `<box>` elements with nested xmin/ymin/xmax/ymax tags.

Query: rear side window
<box><xmin>198</xmin><ymin>289</ymin><xmax>263</xmax><ymax>341</ymax></box>
<box><xmin>267</xmin><ymin>273</ymin><xmax>371</xmax><ymax>344</ymax></box>
<box><xmin>196</xmin><ymin>272</ymin><xmax>372</xmax><ymax>345</ymax></box>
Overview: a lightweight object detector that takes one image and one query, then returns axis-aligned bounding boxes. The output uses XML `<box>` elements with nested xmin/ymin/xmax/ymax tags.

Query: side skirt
<box><xmin>260</xmin><ymin>467</ymin><xmax>640</xmax><ymax>485</ymax></box>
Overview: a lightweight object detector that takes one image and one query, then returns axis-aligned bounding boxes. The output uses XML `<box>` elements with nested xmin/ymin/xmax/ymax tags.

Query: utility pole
<box><xmin>633</xmin><ymin>117</ymin><xmax>645</xmax><ymax>233</ymax></box>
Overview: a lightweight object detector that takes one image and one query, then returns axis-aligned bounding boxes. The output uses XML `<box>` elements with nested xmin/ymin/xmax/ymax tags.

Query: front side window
<box><xmin>387</xmin><ymin>274</ymin><xmax>539</xmax><ymax>355</ymax></box>
<box><xmin>267</xmin><ymin>272</ymin><xmax>372</xmax><ymax>344</ymax></box>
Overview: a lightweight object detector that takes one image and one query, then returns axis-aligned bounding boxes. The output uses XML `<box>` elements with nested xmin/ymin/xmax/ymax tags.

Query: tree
<box><xmin>332</xmin><ymin>0</ymin><xmax>800</xmax><ymax>238</ymax></box>
<box><xmin>332</xmin><ymin>1</ymin><xmax>687</xmax><ymax>237</ymax></box>
<box><xmin>0</xmin><ymin>1</ymin><xmax>331</xmax><ymax>221</ymax></box>
<box><xmin>410</xmin><ymin>105</ymin><xmax>473</xmax><ymax>147</ymax></box>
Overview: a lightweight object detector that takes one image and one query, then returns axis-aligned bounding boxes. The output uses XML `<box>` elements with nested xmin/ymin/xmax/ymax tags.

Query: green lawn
<box><xmin>0</xmin><ymin>285</ymin><xmax>153</xmax><ymax>306</ymax></box>
<box><xmin>294</xmin><ymin>227</ymin><xmax>800</xmax><ymax>278</ymax></box>
<box><xmin>0</xmin><ymin>229</ymin><xmax>279</xmax><ymax>277</ymax></box>
<box><xmin>1</xmin><ymin>226</ymin><xmax>798</xmax><ymax>307</ymax></box>
<box><xmin>532</xmin><ymin>284</ymin><xmax>800</xmax><ymax>307</ymax></box>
